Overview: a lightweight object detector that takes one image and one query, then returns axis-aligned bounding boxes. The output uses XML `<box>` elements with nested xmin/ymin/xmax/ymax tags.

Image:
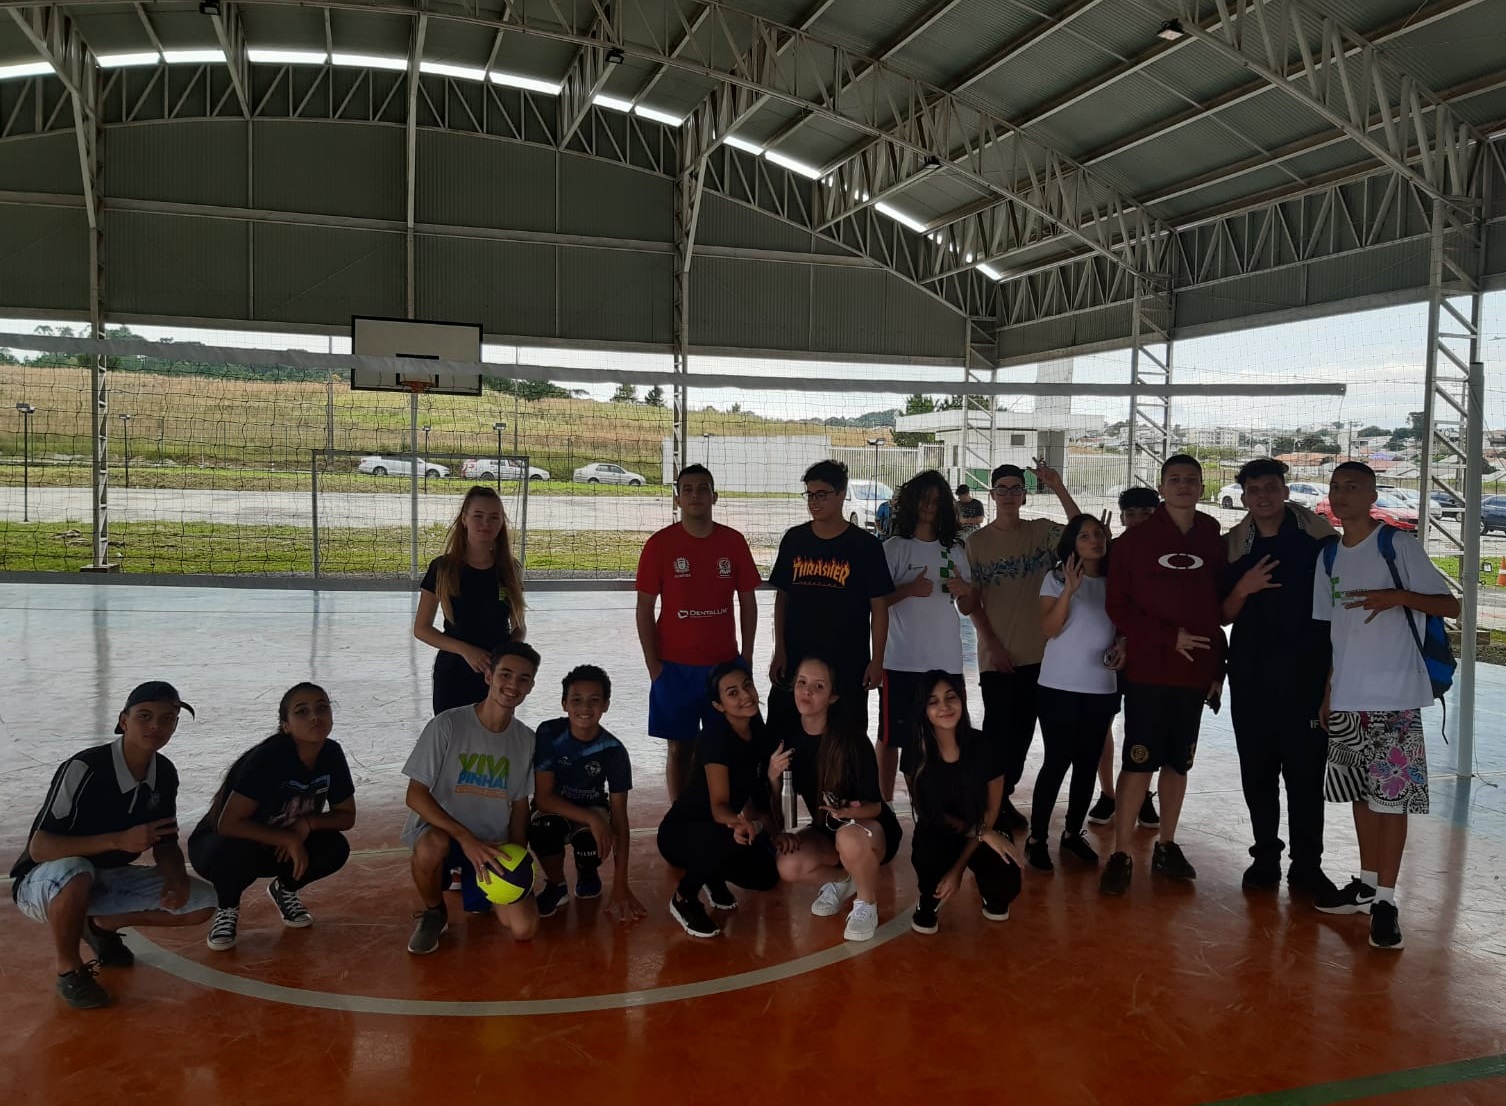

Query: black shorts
<box><xmin>1121</xmin><ymin>682</ymin><xmax>1205</xmax><ymax>775</ymax></box>
<box><xmin>883</xmin><ymin>670</ymin><xmax>953</xmax><ymax>776</ymax></box>
<box><xmin>810</xmin><ymin>803</ymin><xmax>905</xmax><ymax>866</ymax></box>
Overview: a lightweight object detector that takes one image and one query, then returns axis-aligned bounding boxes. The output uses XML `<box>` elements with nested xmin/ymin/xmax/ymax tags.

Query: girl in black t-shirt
<box><xmin>771</xmin><ymin>657</ymin><xmax>902</xmax><ymax>943</ymax></box>
<box><xmin>909</xmin><ymin>672</ymin><xmax>1021</xmax><ymax>935</ymax></box>
<box><xmin>657</xmin><ymin>662</ymin><xmax>781</xmax><ymax>938</ymax></box>
<box><xmin>414</xmin><ymin>486</ymin><xmax>528</xmax><ymax>714</ymax></box>
<box><xmin>188</xmin><ymin>683</ymin><xmax>356</xmax><ymax>952</ymax></box>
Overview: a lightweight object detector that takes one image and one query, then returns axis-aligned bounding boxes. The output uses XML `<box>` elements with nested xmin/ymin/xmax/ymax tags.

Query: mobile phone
<box><xmin>821</xmin><ymin>791</ymin><xmax>840</xmax><ymax>808</ymax></box>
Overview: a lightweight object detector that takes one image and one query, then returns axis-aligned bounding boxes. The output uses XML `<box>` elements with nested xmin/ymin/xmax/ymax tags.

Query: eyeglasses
<box><xmin>802</xmin><ymin>490</ymin><xmax>838</xmax><ymax>502</ymax></box>
<box><xmin>991</xmin><ymin>485</ymin><xmax>1026</xmax><ymax>497</ymax></box>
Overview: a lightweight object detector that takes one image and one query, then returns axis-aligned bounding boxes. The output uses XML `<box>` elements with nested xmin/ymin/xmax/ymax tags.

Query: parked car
<box><xmin>356</xmin><ymin>455</ymin><xmax>450</xmax><ymax>479</ymax></box>
<box><xmin>1429</xmin><ymin>490</ymin><xmax>1464</xmax><ymax>521</ymax></box>
<box><xmin>572</xmin><ymin>462</ymin><xmax>646</xmax><ymax>486</ymax></box>
<box><xmin>1214</xmin><ymin>480</ymin><xmax>1322</xmax><ymax>509</ymax></box>
<box><xmin>1313</xmin><ymin>493</ymin><xmax>1418</xmax><ymax>531</ymax></box>
<box><xmin>845</xmin><ymin>479</ymin><xmax>894</xmax><ymax>531</ymax></box>
<box><xmin>460</xmin><ymin>458</ymin><xmax>550</xmax><ymax>482</ymax></box>
<box><xmin>1481</xmin><ymin>495</ymin><xmax>1506</xmax><ymax>535</ymax></box>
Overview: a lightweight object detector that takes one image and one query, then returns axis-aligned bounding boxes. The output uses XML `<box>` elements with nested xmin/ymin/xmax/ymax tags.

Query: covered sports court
<box><xmin>2</xmin><ymin>1</ymin><xmax>1506</xmax><ymax>1103</ymax></box>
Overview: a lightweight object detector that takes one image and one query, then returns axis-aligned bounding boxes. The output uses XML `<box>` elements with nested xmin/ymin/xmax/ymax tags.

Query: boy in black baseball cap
<box><xmin>9</xmin><ymin>681</ymin><xmax>216</xmax><ymax>1009</ymax></box>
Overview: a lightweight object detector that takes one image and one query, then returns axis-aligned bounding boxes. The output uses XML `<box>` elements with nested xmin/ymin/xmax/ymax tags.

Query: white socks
<box><xmin>1375</xmin><ymin>886</ymin><xmax>1397</xmax><ymax>905</ymax></box>
<box><xmin>1360</xmin><ymin>869</ymin><xmax>1379</xmax><ymax>890</ymax></box>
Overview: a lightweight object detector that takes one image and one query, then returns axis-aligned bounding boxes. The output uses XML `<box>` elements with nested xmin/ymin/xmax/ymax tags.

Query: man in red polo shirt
<box><xmin>1101</xmin><ymin>454</ymin><xmax>1226</xmax><ymax>895</ymax></box>
<box><xmin>636</xmin><ymin>465</ymin><xmax>760</xmax><ymax>800</ymax></box>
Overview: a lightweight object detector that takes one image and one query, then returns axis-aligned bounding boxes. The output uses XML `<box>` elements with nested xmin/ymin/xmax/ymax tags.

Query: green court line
<box><xmin>1204</xmin><ymin>1054</ymin><xmax>1506</xmax><ymax>1105</ymax></box>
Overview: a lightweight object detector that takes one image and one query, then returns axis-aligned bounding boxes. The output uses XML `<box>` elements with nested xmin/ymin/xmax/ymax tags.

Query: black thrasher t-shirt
<box><xmin>768</xmin><ymin>523</ymin><xmax>894</xmax><ymax>689</ymax></box>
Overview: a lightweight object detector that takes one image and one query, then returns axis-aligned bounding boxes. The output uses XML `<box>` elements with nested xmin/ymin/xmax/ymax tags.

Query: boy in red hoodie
<box><xmin>1101</xmin><ymin>455</ymin><xmax>1226</xmax><ymax>895</ymax></box>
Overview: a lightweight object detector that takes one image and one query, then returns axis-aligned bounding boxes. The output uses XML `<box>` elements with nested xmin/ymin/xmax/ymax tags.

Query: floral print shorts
<box><xmin>1324</xmin><ymin>709</ymin><xmax>1429</xmax><ymax>814</ymax></box>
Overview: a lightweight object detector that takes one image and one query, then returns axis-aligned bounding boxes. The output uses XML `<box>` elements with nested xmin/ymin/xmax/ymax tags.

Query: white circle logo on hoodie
<box><xmin>1157</xmin><ymin>553</ymin><xmax>1205</xmax><ymax>570</ymax></box>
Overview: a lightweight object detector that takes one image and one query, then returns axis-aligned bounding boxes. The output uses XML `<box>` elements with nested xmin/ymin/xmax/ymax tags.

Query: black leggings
<box><xmin>1030</xmin><ymin>686</ymin><xmax>1121</xmax><ymax>841</ymax></box>
<box><xmin>656</xmin><ymin>819</ymin><xmax>780</xmax><ymax>901</ymax></box>
<box><xmin>910</xmin><ymin>823</ymin><xmax>1021</xmax><ymax>913</ymax></box>
<box><xmin>188</xmin><ymin>828</ymin><xmax>350</xmax><ymax>909</ymax></box>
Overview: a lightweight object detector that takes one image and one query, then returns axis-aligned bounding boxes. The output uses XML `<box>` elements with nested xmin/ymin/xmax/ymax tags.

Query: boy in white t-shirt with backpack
<box><xmin>1311</xmin><ymin>462</ymin><xmax>1458</xmax><ymax>950</ymax></box>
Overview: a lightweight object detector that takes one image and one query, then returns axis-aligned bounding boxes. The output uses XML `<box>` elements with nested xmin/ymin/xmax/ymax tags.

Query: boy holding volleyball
<box><xmin>403</xmin><ymin>642</ymin><xmax>542</xmax><ymax>954</ymax></box>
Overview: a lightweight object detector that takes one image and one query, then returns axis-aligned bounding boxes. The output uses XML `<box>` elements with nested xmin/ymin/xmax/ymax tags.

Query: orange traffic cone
<box><xmin>1497</xmin><ymin>562</ymin><xmax>1506</xmax><ymax>587</ymax></box>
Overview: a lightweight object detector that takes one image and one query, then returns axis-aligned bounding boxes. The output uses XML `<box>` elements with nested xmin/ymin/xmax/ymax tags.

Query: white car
<box><xmin>1214</xmin><ymin>480</ymin><xmax>1322</xmax><ymax>509</ymax></box>
<box><xmin>573</xmin><ymin>462</ymin><xmax>646</xmax><ymax>486</ymax></box>
<box><xmin>357</xmin><ymin>455</ymin><xmax>450</xmax><ymax>478</ymax></box>
<box><xmin>845</xmin><ymin>479</ymin><xmax>894</xmax><ymax>531</ymax></box>
<box><xmin>460</xmin><ymin>458</ymin><xmax>550</xmax><ymax>482</ymax></box>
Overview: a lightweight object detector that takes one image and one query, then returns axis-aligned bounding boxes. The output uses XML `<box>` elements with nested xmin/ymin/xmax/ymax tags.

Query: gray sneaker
<box><xmin>407</xmin><ymin>906</ymin><xmax>448</xmax><ymax>954</ymax></box>
<box><xmin>57</xmin><ymin>962</ymin><xmax>110</xmax><ymax>1009</ymax></box>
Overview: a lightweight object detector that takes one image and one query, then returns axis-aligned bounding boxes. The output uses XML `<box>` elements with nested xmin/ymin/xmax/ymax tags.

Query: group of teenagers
<box><xmin>10</xmin><ymin>450</ymin><xmax>1457</xmax><ymax>1009</ymax></box>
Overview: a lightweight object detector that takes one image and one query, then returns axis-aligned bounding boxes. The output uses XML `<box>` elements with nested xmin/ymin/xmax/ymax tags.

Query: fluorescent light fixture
<box><xmin>331</xmin><ymin>52</ymin><xmax>408</xmax><ymax>71</ymax></box>
<box><xmin>765</xmin><ymin>149</ymin><xmax>824</xmax><ymax>179</ymax></box>
<box><xmin>592</xmin><ymin>93</ymin><xmax>633</xmax><ymax>112</ymax></box>
<box><xmin>725</xmin><ymin>135</ymin><xmax>764</xmax><ymax>155</ymax></box>
<box><xmin>163</xmin><ymin>48</ymin><xmax>226</xmax><ymax>64</ymax></box>
<box><xmin>420</xmin><ymin>61</ymin><xmax>487</xmax><ymax>81</ymax></box>
<box><xmin>976</xmin><ymin>263</ymin><xmax>1004</xmax><ymax>281</ymax></box>
<box><xmin>488</xmin><ymin>70</ymin><xmax>561</xmax><ymax>95</ymax></box>
<box><xmin>875</xmin><ymin>202</ymin><xmax>927</xmax><ymax>234</ymax></box>
<box><xmin>634</xmin><ymin>104</ymin><xmax>683</xmax><ymax>126</ymax></box>
<box><xmin>0</xmin><ymin>61</ymin><xmax>55</xmax><ymax>79</ymax></box>
<box><xmin>248</xmin><ymin>48</ymin><xmax>327</xmax><ymax>65</ymax></box>
<box><xmin>1157</xmin><ymin>18</ymin><xmax>1186</xmax><ymax>41</ymax></box>
<box><xmin>96</xmin><ymin>52</ymin><xmax>160</xmax><ymax>69</ymax></box>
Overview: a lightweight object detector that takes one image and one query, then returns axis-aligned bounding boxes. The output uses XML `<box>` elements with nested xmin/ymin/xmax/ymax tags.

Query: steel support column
<box><xmin>1126</xmin><ymin>276</ymin><xmax>1174</xmax><ymax>489</ymax></box>
<box><xmin>957</xmin><ymin>315</ymin><xmax>997</xmax><ymax>490</ymax></box>
<box><xmin>1418</xmin><ymin>187</ymin><xmax>1489</xmax><ymax>774</ymax></box>
<box><xmin>405</xmin><ymin>12</ymin><xmax>428</xmax><ymax>320</ymax></box>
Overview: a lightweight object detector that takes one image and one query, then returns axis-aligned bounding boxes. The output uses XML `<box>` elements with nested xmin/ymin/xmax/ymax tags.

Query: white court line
<box><xmin>122</xmin><ymin>909</ymin><xmax>914</xmax><ymax>1017</ymax></box>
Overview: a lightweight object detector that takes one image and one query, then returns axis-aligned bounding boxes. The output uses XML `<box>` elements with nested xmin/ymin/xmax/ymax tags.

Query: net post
<box><xmin>519</xmin><ymin>455</ymin><xmax>530</xmax><ymax>572</ymax></box>
<box><xmin>405</xmin><ymin>382</ymin><xmax>429</xmax><ymax>582</ymax></box>
<box><xmin>310</xmin><ymin>448</ymin><xmax>321</xmax><ymax>580</ymax></box>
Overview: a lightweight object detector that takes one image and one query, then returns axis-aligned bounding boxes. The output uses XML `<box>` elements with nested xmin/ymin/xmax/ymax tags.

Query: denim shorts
<box><xmin>13</xmin><ymin>857</ymin><xmax>215</xmax><ymax>924</ymax></box>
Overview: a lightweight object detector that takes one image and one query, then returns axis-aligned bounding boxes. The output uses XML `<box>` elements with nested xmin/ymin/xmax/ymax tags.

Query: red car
<box><xmin>1313</xmin><ymin>493</ymin><xmax>1418</xmax><ymax>531</ymax></box>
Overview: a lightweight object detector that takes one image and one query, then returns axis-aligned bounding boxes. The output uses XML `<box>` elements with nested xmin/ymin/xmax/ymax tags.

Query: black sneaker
<box><xmin>407</xmin><ymin>905</ymin><xmax>448</xmax><ymax>954</ymax></box>
<box><xmin>1024</xmin><ymin>836</ymin><xmax>1054</xmax><ymax>872</ymax></box>
<box><xmin>535</xmin><ymin>881</ymin><xmax>568</xmax><ymax>918</ymax></box>
<box><xmin>1315</xmin><ymin>877</ymin><xmax>1375</xmax><ymax>915</ymax></box>
<box><xmin>705</xmin><ymin>879</ymin><xmax>737</xmax><ymax>912</ymax></box>
<box><xmin>1136</xmin><ymin>791</ymin><xmax>1160</xmax><ymax>828</ymax></box>
<box><xmin>1242</xmin><ymin>855</ymin><xmax>1282</xmax><ymax>890</ymax></box>
<box><xmin>1369</xmin><ymin>900</ymin><xmax>1404</xmax><ymax>950</ymax></box>
<box><xmin>670</xmin><ymin>893</ymin><xmax>719</xmax><ymax>938</ymax></box>
<box><xmin>1100</xmin><ymin>852</ymin><xmax>1133</xmax><ymax>895</ymax></box>
<box><xmin>1287</xmin><ymin>864</ymin><xmax>1338</xmax><ymax>898</ymax></box>
<box><xmin>996</xmin><ymin>796</ymin><xmax>1030</xmax><ymax>833</ymax></box>
<box><xmin>83</xmin><ymin>921</ymin><xmax>134</xmax><ymax>968</ymax></box>
<box><xmin>1060</xmin><ymin>831</ymin><xmax>1099</xmax><ymax>865</ymax></box>
<box><xmin>56</xmin><ymin>962</ymin><xmax>110</xmax><ymax>1009</ymax></box>
<box><xmin>911</xmin><ymin>898</ymin><xmax>940</xmax><ymax>935</ymax></box>
<box><xmin>268</xmin><ymin>879</ymin><xmax>314</xmax><ymax>928</ymax></box>
<box><xmin>1086</xmin><ymin>794</ymin><xmax>1116</xmax><ymax>825</ymax></box>
<box><xmin>1152</xmin><ymin>840</ymin><xmax>1197</xmax><ymax>880</ymax></box>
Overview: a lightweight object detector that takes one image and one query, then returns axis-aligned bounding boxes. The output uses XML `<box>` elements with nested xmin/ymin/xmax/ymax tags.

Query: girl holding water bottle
<box><xmin>879</xmin><ymin>471</ymin><xmax>978</xmax><ymax>800</ymax></box>
<box><xmin>770</xmin><ymin>657</ymin><xmax>903</xmax><ymax>942</ymax></box>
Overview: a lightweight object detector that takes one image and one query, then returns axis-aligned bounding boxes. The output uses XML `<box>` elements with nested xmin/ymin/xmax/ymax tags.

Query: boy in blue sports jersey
<box><xmin>528</xmin><ymin>665</ymin><xmax>646</xmax><ymax>923</ymax></box>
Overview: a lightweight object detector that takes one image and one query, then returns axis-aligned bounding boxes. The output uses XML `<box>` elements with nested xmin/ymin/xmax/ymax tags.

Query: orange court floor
<box><xmin>3</xmin><ymin>582</ymin><xmax>1506</xmax><ymax>1106</ymax></box>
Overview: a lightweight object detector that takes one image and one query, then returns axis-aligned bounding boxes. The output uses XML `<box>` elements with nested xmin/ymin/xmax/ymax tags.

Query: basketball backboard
<box><xmin>350</xmin><ymin>316</ymin><xmax>484</xmax><ymax>396</ymax></box>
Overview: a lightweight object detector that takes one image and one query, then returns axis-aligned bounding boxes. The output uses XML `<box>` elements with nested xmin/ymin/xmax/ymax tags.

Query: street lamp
<box><xmin>422</xmin><ymin>425</ymin><xmax>432</xmax><ymax>492</ymax></box>
<box><xmin>867</xmin><ymin>436</ymin><xmax>884</xmax><ymax>493</ymax></box>
<box><xmin>118</xmin><ymin>413</ymin><xmax>133</xmax><ymax>489</ymax></box>
<box><xmin>702</xmin><ymin>431</ymin><xmax>712</xmax><ymax>465</ymax></box>
<box><xmin>493</xmin><ymin>421</ymin><xmax>506</xmax><ymax>492</ymax></box>
<box><xmin>15</xmin><ymin>402</ymin><xmax>35</xmax><ymax>523</ymax></box>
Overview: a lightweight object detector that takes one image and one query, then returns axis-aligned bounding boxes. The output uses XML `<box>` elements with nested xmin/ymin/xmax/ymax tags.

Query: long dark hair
<box><xmin>787</xmin><ymin>656</ymin><xmax>868</xmax><ymax>800</ymax></box>
<box><xmin>1053</xmin><ymin>513</ymin><xmax>1109</xmax><ymax>577</ymax></box>
<box><xmin>910</xmin><ymin>671</ymin><xmax>986</xmax><ymax>828</ymax></box>
<box><xmin>892</xmin><ymin>469</ymin><xmax>959</xmax><ymax>547</ymax></box>
<box><xmin>207</xmin><ymin>682</ymin><xmax>329</xmax><ymax>825</ymax></box>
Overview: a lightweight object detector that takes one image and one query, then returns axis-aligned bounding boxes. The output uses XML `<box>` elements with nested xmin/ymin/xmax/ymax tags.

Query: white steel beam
<box><xmin>405</xmin><ymin>11</ymin><xmax>427</xmax><ymax>319</ymax></box>
<box><xmin>209</xmin><ymin>1</ymin><xmax>250</xmax><ymax>118</ymax></box>
<box><xmin>558</xmin><ymin>3</ymin><xmax>621</xmax><ymax>148</ymax></box>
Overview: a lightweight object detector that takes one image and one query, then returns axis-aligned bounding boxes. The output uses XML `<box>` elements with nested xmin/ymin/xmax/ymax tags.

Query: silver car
<box><xmin>357</xmin><ymin>455</ymin><xmax>450</xmax><ymax>478</ymax></box>
<box><xmin>572</xmin><ymin>462</ymin><xmax>646</xmax><ymax>486</ymax></box>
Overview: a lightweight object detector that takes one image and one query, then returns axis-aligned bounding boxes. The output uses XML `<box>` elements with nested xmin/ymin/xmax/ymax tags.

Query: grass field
<box><xmin>0</xmin><ymin>361</ymin><xmax>881</xmax><ymax>482</ymax></box>
<box><xmin>0</xmin><ymin>520</ymin><xmax>651</xmax><ymax>575</ymax></box>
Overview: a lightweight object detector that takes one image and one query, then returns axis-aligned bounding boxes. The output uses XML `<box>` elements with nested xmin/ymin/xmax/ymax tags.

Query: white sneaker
<box><xmin>206</xmin><ymin>907</ymin><xmax>239</xmax><ymax>951</ymax></box>
<box><xmin>843</xmin><ymin>900</ymin><xmax>879</xmax><ymax>942</ymax></box>
<box><xmin>810</xmin><ymin>876</ymin><xmax>856</xmax><ymax>917</ymax></box>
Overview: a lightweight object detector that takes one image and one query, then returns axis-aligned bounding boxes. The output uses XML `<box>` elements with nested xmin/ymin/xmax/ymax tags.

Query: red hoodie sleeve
<box><xmin>1105</xmin><ymin>534</ymin><xmax>1182</xmax><ymax>655</ymax></box>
